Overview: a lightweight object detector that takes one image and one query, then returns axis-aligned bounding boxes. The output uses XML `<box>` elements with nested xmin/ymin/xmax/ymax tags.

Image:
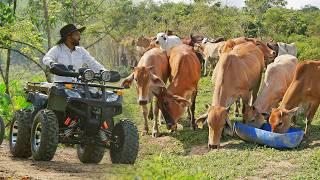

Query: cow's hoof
<box><xmin>152</xmin><ymin>131</ymin><xmax>160</xmax><ymax>138</ymax></box>
<box><xmin>141</xmin><ymin>130</ymin><xmax>149</xmax><ymax>136</ymax></box>
<box><xmin>148</xmin><ymin>114</ymin><xmax>154</xmax><ymax>120</ymax></box>
<box><xmin>208</xmin><ymin>144</ymin><xmax>219</xmax><ymax>150</ymax></box>
<box><xmin>190</xmin><ymin>125</ymin><xmax>197</xmax><ymax>131</ymax></box>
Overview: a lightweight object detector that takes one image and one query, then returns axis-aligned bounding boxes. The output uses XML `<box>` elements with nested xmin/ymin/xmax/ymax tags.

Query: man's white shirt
<box><xmin>42</xmin><ymin>44</ymin><xmax>105</xmax><ymax>82</ymax></box>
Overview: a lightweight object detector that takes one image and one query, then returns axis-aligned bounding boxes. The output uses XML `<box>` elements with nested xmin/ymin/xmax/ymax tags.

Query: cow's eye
<box><xmin>164</xmin><ymin>101</ymin><xmax>169</xmax><ymax>107</ymax></box>
<box><xmin>277</xmin><ymin>122</ymin><xmax>283</xmax><ymax>127</ymax></box>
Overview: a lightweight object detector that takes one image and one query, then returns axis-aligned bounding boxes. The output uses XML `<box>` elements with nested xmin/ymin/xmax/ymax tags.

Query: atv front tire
<box><xmin>110</xmin><ymin>119</ymin><xmax>139</xmax><ymax>164</ymax></box>
<box><xmin>77</xmin><ymin>143</ymin><xmax>105</xmax><ymax>164</ymax></box>
<box><xmin>9</xmin><ymin>110</ymin><xmax>32</xmax><ymax>158</ymax></box>
<box><xmin>31</xmin><ymin>109</ymin><xmax>59</xmax><ymax>161</ymax></box>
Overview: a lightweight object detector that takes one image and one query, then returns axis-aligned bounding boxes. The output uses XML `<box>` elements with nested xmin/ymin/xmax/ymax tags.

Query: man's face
<box><xmin>69</xmin><ymin>31</ymin><xmax>81</xmax><ymax>46</ymax></box>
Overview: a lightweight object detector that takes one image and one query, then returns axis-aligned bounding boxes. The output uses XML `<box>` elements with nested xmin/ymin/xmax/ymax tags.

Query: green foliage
<box><xmin>0</xmin><ymin>2</ymin><xmax>15</xmax><ymax>26</ymax></box>
<box><xmin>0</xmin><ymin>81</ymin><xmax>30</xmax><ymax>124</ymax></box>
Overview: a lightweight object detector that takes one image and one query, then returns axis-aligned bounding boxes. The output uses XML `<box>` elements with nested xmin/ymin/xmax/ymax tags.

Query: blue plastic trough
<box><xmin>234</xmin><ymin>122</ymin><xmax>304</xmax><ymax>149</ymax></box>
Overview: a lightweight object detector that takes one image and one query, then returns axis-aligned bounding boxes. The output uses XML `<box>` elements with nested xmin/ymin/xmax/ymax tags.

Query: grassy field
<box><xmin>110</xmin><ymin>75</ymin><xmax>320</xmax><ymax>179</ymax></box>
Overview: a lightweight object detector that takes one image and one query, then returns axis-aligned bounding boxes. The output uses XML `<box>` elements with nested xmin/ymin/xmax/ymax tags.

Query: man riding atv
<box><xmin>43</xmin><ymin>24</ymin><xmax>106</xmax><ymax>82</ymax></box>
<box><xmin>8</xmin><ymin>24</ymin><xmax>139</xmax><ymax>164</ymax></box>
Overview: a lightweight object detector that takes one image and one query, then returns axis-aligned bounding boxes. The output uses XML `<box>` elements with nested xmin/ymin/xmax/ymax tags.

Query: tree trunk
<box><xmin>43</xmin><ymin>0</ymin><xmax>51</xmax><ymax>50</ymax></box>
<box><xmin>5</xmin><ymin>49</ymin><xmax>11</xmax><ymax>95</ymax></box>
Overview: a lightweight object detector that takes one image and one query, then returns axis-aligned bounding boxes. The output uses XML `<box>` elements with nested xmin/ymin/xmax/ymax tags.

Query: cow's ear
<box><xmin>150</xmin><ymin>74</ymin><xmax>166</xmax><ymax>88</ymax></box>
<box><xmin>120</xmin><ymin>73</ymin><xmax>134</xmax><ymax>89</ymax></box>
<box><xmin>152</xmin><ymin>86</ymin><xmax>166</xmax><ymax>98</ymax></box>
<box><xmin>172</xmin><ymin>95</ymin><xmax>191</xmax><ymax>107</ymax></box>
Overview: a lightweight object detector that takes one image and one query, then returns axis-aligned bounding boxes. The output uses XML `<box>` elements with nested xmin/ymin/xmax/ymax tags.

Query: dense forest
<box><xmin>0</xmin><ymin>0</ymin><xmax>320</xmax><ymax>121</ymax></box>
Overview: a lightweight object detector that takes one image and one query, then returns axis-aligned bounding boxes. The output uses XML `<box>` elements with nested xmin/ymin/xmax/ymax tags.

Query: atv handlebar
<box><xmin>49</xmin><ymin>63</ymin><xmax>79</xmax><ymax>77</ymax></box>
<box><xmin>49</xmin><ymin>63</ymin><xmax>121</xmax><ymax>82</ymax></box>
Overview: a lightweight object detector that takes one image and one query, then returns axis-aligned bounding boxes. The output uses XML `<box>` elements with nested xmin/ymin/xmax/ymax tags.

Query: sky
<box><xmin>134</xmin><ymin>0</ymin><xmax>320</xmax><ymax>9</ymax></box>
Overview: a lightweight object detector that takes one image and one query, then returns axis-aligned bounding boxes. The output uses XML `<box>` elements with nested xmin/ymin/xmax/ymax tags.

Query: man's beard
<box><xmin>73</xmin><ymin>40</ymin><xmax>80</xmax><ymax>46</ymax></box>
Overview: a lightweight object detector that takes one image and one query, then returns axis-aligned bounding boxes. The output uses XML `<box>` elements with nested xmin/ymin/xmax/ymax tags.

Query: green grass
<box><xmin>110</xmin><ymin>75</ymin><xmax>320</xmax><ymax>179</ymax></box>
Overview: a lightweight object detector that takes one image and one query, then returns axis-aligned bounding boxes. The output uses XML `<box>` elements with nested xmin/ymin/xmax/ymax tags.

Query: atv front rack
<box><xmin>25</xmin><ymin>81</ymin><xmax>124</xmax><ymax>93</ymax></box>
<box><xmin>54</xmin><ymin>81</ymin><xmax>124</xmax><ymax>90</ymax></box>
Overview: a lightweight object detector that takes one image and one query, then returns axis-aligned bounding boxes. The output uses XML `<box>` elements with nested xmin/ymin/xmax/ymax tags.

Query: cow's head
<box><xmin>245</xmin><ymin>106</ymin><xmax>265</xmax><ymax>128</ymax></box>
<box><xmin>193</xmin><ymin>43</ymin><xmax>204</xmax><ymax>54</ymax></box>
<box><xmin>153</xmin><ymin>88</ymin><xmax>191</xmax><ymax>131</ymax></box>
<box><xmin>267</xmin><ymin>40</ymin><xmax>279</xmax><ymax>57</ymax></box>
<box><xmin>269</xmin><ymin>107</ymin><xmax>299</xmax><ymax>133</ymax></box>
<box><xmin>120</xmin><ymin>66</ymin><xmax>166</xmax><ymax>105</ymax></box>
<box><xmin>155</xmin><ymin>32</ymin><xmax>168</xmax><ymax>45</ymax></box>
<box><xmin>207</xmin><ymin>105</ymin><xmax>228</xmax><ymax>149</ymax></box>
<box><xmin>255</xmin><ymin>40</ymin><xmax>277</xmax><ymax>64</ymax></box>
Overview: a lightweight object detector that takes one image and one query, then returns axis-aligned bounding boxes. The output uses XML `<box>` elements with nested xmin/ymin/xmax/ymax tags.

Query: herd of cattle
<box><xmin>121</xmin><ymin>32</ymin><xmax>320</xmax><ymax>149</ymax></box>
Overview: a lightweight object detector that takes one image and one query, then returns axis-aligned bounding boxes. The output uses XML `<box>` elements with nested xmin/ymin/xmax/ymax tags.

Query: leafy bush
<box><xmin>0</xmin><ymin>81</ymin><xmax>30</xmax><ymax>125</ymax></box>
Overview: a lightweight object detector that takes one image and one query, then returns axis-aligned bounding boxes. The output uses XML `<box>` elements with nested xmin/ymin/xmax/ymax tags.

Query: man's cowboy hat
<box><xmin>57</xmin><ymin>24</ymin><xmax>86</xmax><ymax>44</ymax></box>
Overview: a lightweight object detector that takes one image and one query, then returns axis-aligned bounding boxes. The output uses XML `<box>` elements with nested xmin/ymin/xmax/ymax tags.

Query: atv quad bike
<box><xmin>9</xmin><ymin>63</ymin><xmax>139</xmax><ymax>164</ymax></box>
<box><xmin>0</xmin><ymin>116</ymin><xmax>4</xmax><ymax>145</ymax></box>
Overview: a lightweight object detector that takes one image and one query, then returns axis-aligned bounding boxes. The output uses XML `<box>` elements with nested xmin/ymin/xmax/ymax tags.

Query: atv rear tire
<box><xmin>0</xmin><ymin>116</ymin><xmax>4</xmax><ymax>145</ymax></box>
<box><xmin>110</xmin><ymin>119</ymin><xmax>139</xmax><ymax>164</ymax></box>
<box><xmin>31</xmin><ymin>109</ymin><xmax>59</xmax><ymax>161</ymax></box>
<box><xmin>77</xmin><ymin>143</ymin><xmax>105</xmax><ymax>164</ymax></box>
<box><xmin>9</xmin><ymin>110</ymin><xmax>32</xmax><ymax>158</ymax></box>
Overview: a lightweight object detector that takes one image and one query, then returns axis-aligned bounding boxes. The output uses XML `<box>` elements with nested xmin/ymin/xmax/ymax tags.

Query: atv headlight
<box><xmin>105</xmin><ymin>92</ymin><xmax>119</xmax><ymax>102</ymax></box>
<box><xmin>83</xmin><ymin>69</ymin><xmax>95</xmax><ymax>81</ymax></box>
<box><xmin>101</xmin><ymin>70</ymin><xmax>111</xmax><ymax>81</ymax></box>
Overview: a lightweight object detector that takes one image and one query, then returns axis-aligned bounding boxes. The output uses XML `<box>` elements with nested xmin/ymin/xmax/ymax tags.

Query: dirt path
<box><xmin>0</xmin><ymin>140</ymin><xmax>120</xmax><ymax>180</ymax></box>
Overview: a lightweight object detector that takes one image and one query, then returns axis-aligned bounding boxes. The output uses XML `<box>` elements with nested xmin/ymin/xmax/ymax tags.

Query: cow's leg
<box><xmin>201</xmin><ymin>60</ymin><xmax>205</xmax><ymax>76</ymax></box>
<box><xmin>251</xmin><ymin>74</ymin><xmax>262</xmax><ymax>105</ymax></box>
<box><xmin>241</xmin><ymin>93</ymin><xmax>251</xmax><ymax>124</ymax></box>
<box><xmin>152</xmin><ymin>100</ymin><xmax>160</xmax><ymax>138</ymax></box>
<box><xmin>234</xmin><ymin>97</ymin><xmax>241</xmax><ymax>117</ymax></box>
<box><xmin>304</xmin><ymin>103</ymin><xmax>319</xmax><ymax>135</ymax></box>
<box><xmin>209</xmin><ymin>59</ymin><xmax>216</xmax><ymax>77</ymax></box>
<box><xmin>188</xmin><ymin>90</ymin><xmax>198</xmax><ymax>130</ymax></box>
<box><xmin>204</xmin><ymin>59</ymin><xmax>208</xmax><ymax>76</ymax></box>
<box><xmin>148</xmin><ymin>100</ymin><xmax>154</xmax><ymax>120</ymax></box>
<box><xmin>191</xmin><ymin>89</ymin><xmax>198</xmax><ymax>130</ymax></box>
<box><xmin>141</xmin><ymin>105</ymin><xmax>149</xmax><ymax>135</ymax></box>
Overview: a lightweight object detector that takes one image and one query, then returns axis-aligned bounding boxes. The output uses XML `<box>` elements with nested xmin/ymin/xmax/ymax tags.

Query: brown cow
<box><xmin>135</xmin><ymin>36</ymin><xmax>158</xmax><ymax>57</ymax></box>
<box><xmin>120</xmin><ymin>48</ymin><xmax>169</xmax><ymax>137</ymax></box>
<box><xmin>153</xmin><ymin>44</ymin><xmax>201</xmax><ymax>131</ymax></box>
<box><xmin>197</xmin><ymin>39</ymin><xmax>275</xmax><ymax>149</ymax></box>
<box><xmin>246</xmin><ymin>54</ymin><xmax>298</xmax><ymax>128</ymax></box>
<box><xmin>269</xmin><ymin>60</ymin><xmax>320</xmax><ymax>134</ymax></box>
